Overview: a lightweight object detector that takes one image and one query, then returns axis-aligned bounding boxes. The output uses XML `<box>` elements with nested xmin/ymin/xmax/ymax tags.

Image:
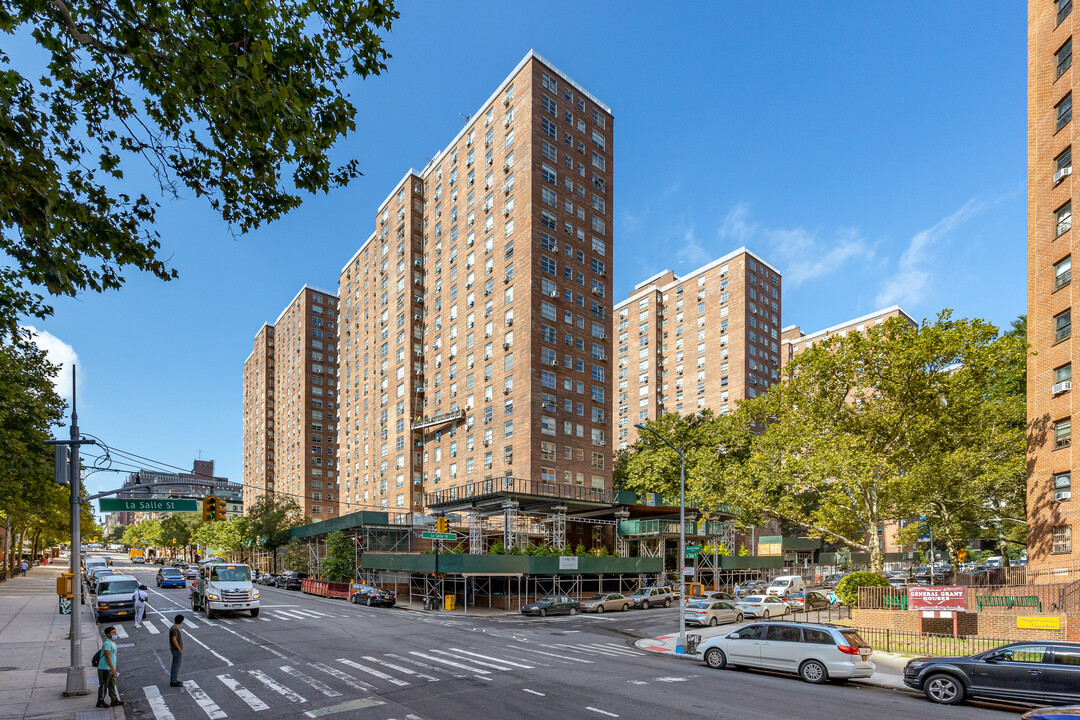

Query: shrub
<box><xmin>835</xmin><ymin>571</ymin><xmax>890</xmax><ymax>607</ymax></box>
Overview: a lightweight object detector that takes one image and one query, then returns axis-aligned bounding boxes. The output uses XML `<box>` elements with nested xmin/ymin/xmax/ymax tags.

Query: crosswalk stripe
<box><xmin>271</xmin><ymin>614</ymin><xmax>294</xmax><ymax>620</ymax></box>
<box><xmin>428</xmin><ymin>649</ymin><xmax>515</xmax><ymax>671</ymax></box>
<box><xmin>219</xmin><ymin>618</ymin><xmax>234</xmax><ymax>625</ymax></box>
<box><xmin>336</xmin><ymin>658</ymin><xmax>411</xmax><ymax>686</ymax></box>
<box><xmin>509</xmin><ymin>646</ymin><xmax>594</xmax><ymax>664</ymax></box>
<box><xmin>293</xmin><ymin>609</ymin><xmax>329</xmax><ymax>617</ymax></box>
<box><xmin>240</xmin><ymin>618</ymin><xmax>254</xmax><ymax>623</ymax></box>
<box><xmin>360</xmin><ymin>656</ymin><xmax>439</xmax><ymax>682</ymax></box>
<box><xmin>218</xmin><ymin>674</ymin><xmax>269</xmax><ymax>711</ymax></box>
<box><xmin>384</xmin><ymin>653</ymin><xmax>465</xmax><ymax>679</ymax></box>
<box><xmin>259</xmin><ymin>617</ymin><xmax>271</xmax><ymax>622</ymax></box>
<box><xmin>183</xmin><ymin>680</ymin><xmax>227</xmax><ymax>719</ymax></box>
<box><xmin>247</xmin><ymin>669</ymin><xmax>307</xmax><ymax>703</ymax></box>
<box><xmin>597</xmin><ymin>643</ymin><xmax>646</xmax><ymax>655</ymax></box>
<box><xmin>273</xmin><ymin>610</ymin><xmax>308</xmax><ymax>620</ymax></box>
<box><xmin>405</xmin><ymin>651</ymin><xmax>489</xmax><ymax>675</ymax></box>
<box><xmin>308</xmin><ymin>662</ymin><xmax>375</xmax><ymax>692</ymax></box>
<box><xmin>143</xmin><ymin>685</ymin><xmax>176</xmax><ymax>720</ymax></box>
<box><xmin>114</xmin><ymin>625</ymin><xmax>128</xmax><ymax>638</ymax></box>
<box><xmin>448</xmin><ymin>648</ymin><xmax>534</xmax><ymax>669</ymax></box>
<box><xmin>181</xmin><ymin>616</ymin><xmax>199</xmax><ymax>628</ymax></box>
<box><xmin>551</xmin><ymin>643</ymin><xmax>622</xmax><ymax>657</ymax></box>
<box><xmin>143</xmin><ymin>622</ymin><xmax>160</xmax><ymax>635</ymax></box>
<box><xmin>159</xmin><ymin>618</ymin><xmax>174</xmax><ymax>632</ymax></box>
<box><xmin>280</xmin><ymin>666</ymin><xmax>342</xmax><ymax>697</ymax></box>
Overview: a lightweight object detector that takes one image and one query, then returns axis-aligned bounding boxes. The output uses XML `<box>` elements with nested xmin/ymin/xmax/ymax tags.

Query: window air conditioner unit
<box><xmin>466</xmin><ymin>137</ymin><xmax>473</xmax><ymax>146</ymax></box>
<box><xmin>503</xmin><ymin>387</ymin><xmax>511</xmax><ymax>394</ymax></box>
<box><xmin>1054</xmin><ymin>380</ymin><xmax>1073</xmax><ymax>395</ymax></box>
<box><xmin>504</xmin><ymin>117</ymin><xmax>512</xmax><ymax>127</ymax></box>
<box><xmin>549</xmin><ymin>360</ymin><xmax>558</xmax><ymax>366</ymax></box>
<box><xmin>1056</xmin><ymin>167</ymin><xmax>1074</xmax><ymax>183</ymax></box>
<box><xmin>502</xmin><ymin>343</ymin><xmax>511</xmax><ymax>350</ymax></box>
<box><xmin>484</xmin><ymin>289</ymin><xmax>492</xmax><ymax>296</ymax></box>
<box><xmin>504</xmin><ymin>161</ymin><xmax>512</xmax><ymax>171</ymax></box>
<box><xmin>504</xmin><ymin>186</ymin><xmax>510</xmax><ymax>195</ymax></box>
<box><xmin>505</xmin><ymin>318</ymin><xmax>513</xmax><ymax>327</ymax></box>
<box><xmin>503</xmin><ymin>208</ymin><xmax>511</xmax><ymax>217</ymax></box>
<box><xmin>1056</xmin><ymin>489</ymin><xmax>1072</xmax><ymax>502</ymax></box>
<box><xmin>503</xmin><ymin>96</ymin><xmax>510</xmax><ymax>106</ymax></box>
<box><xmin>483</xmin><ymin>440</ymin><xmax>491</xmax><ymax>446</ymax></box>
<box><xmin>550</xmin><ymin>290</ymin><xmax>559</xmax><ymax>298</ymax></box>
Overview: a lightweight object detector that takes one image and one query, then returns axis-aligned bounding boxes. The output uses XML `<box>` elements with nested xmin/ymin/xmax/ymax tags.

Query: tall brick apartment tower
<box><xmin>614</xmin><ymin>248</ymin><xmax>781</xmax><ymax>449</ymax></box>
<box><xmin>243</xmin><ymin>286</ymin><xmax>341</xmax><ymax>520</ymax></box>
<box><xmin>1030</xmin><ymin>0</ymin><xmax>1080</xmax><ymax>568</ymax></box>
<box><xmin>337</xmin><ymin>52</ymin><xmax>614</xmax><ymax>521</ymax></box>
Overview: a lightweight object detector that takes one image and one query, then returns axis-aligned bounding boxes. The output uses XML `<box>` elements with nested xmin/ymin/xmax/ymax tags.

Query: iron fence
<box><xmin>858</xmin><ymin>582</ymin><xmax>1078</xmax><ymax>613</ymax></box>
<box><xmin>856</xmin><ymin>628</ymin><xmax>1015</xmax><ymax>657</ymax></box>
<box><xmin>784</xmin><ymin>604</ymin><xmax>852</xmax><ymax>624</ymax></box>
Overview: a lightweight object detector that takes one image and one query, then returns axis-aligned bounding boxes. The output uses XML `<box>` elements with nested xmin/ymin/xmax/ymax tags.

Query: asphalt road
<box><xmin>95</xmin><ymin>557</ymin><xmax>1024</xmax><ymax>720</ymax></box>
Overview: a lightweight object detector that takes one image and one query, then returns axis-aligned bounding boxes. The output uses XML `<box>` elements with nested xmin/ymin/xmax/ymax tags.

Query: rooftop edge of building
<box><xmin>615</xmin><ymin>246</ymin><xmax>780</xmax><ymax>309</ymax></box>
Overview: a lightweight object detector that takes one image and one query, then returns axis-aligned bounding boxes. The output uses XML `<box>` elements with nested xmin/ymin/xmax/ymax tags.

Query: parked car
<box><xmin>1023</xmin><ymin>706</ymin><xmax>1080</xmax><ymax>719</ymax></box>
<box><xmin>257</xmin><ymin>573</ymin><xmax>278</xmax><ymax>586</ymax></box>
<box><xmin>905</xmin><ymin>642</ymin><xmax>1080</xmax><ymax>706</ymax></box>
<box><xmin>183</xmin><ymin>565</ymin><xmax>197</xmax><ymax>581</ymax></box>
<box><xmin>275</xmin><ymin>571</ymin><xmax>308</xmax><ymax>590</ymax></box>
<box><xmin>783</xmin><ymin>591</ymin><xmax>831</xmax><ymax>612</ymax></box>
<box><xmin>350</xmin><ymin>584</ymin><xmax>397</xmax><ymax>607</ymax></box>
<box><xmin>82</xmin><ymin>557</ymin><xmax>108</xmax><ymax>582</ymax></box>
<box><xmin>685</xmin><ymin>591</ymin><xmax>737</xmax><ymax>605</ymax></box>
<box><xmin>698</xmin><ymin>622</ymin><xmax>875</xmax><ymax>684</ymax></box>
<box><xmin>156</xmin><ymin>566</ymin><xmax>186</xmax><ymax>588</ymax></box>
<box><xmin>627</xmin><ymin>586</ymin><xmax>674</xmax><ymax>610</ymax></box>
<box><xmin>888</xmin><ymin>576</ymin><xmax>917</xmax><ymax>588</ymax></box>
<box><xmin>735</xmin><ymin>595</ymin><xmax>790</xmax><ymax>619</ymax></box>
<box><xmin>686</xmin><ymin>600</ymin><xmax>743</xmax><ymax>627</ymax></box>
<box><xmin>88</xmin><ymin>567</ymin><xmax>117</xmax><ymax>593</ymax></box>
<box><xmin>521</xmin><ymin>595</ymin><xmax>580</xmax><ymax>617</ymax></box>
<box><xmin>734</xmin><ymin>580</ymin><xmax>768</xmax><ymax>597</ymax></box>
<box><xmin>94</xmin><ymin>575</ymin><xmax>140</xmax><ymax>622</ymax></box>
<box><xmin>580</xmin><ymin>592</ymin><xmax>631</xmax><ymax>613</ymax></box>
<box><xmin>822</xmin><ymin>573</ymin><xmax>845</xmax><ymax>589</ymax></box>
<box><xmin>766</xmin><ymin>575</ymin><xmax>806</xmax><ymax>597</ymax></box>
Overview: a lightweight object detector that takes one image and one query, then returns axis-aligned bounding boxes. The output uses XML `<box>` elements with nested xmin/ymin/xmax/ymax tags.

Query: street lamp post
<box><xmin>635</xmin><ymin>423</ymin><xmax>687</xmax><ymax>654</ymax></box>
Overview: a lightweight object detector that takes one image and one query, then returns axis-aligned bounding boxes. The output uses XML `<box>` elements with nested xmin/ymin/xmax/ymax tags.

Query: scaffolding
<box><xmin>468</xmin><ymin>511</ymin><xmax>483</xmax><ymax>555</ymax></box>
<box><xmin>502</xmin><ymin>500</ymin><xmax>519</xmax><ymax>551</ymax></box>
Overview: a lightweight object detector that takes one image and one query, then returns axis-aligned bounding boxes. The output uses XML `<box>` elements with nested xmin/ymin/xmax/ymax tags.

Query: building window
<box><xmin>1056</xmin><ymin>256</ymin><xmax>1073</xmax><ymax>291</ymax></box>
<box><xmin>1055</xmin><ymin>418</ymin><xmax>1072</xmax><ymax>448</ymax></box>
<box><xmin>1053</xmin><ymin>525</ymin><xmax>1072</xmax><ymax>554</ymax></box>
<box><xmin>1057</xmin><ymin>147</ymin><xmax>1073</xmax><ymax>184</ymax></box>
<box><xmin>1055</xmin><ymin>471</ymin><xmax>1072</xmax><ymax>502</ymax></box>
<box><xmin>1058</xmin><ymin>93</ymin><xmax>1073</xmax><ymax>133</ymax></box>
<box><xmin>1058</xmin><ymin>202</ymin><xmax>1073</xmax><ymax>237</ymax></box>
<box><xmin>1059</xmin><ymin>0</ymin><xmax>1073</xmax><ymax>26</ymax></box>
<box><xmin>1056</xmin><ymin>308</ymin><xmax>1072</xmax><ymax>342</ymax></box>
<box><xmin>1056</xmin><ymin>364</ymin><xmax>1073</xmax><ymax>398</ymax></box>
<box><xmin>1060</xmin><ymin>38</ymin><xmax>1075</xmax><ymax>79</ymax></box>
<box><xmin>541</xmin><ymin>466</ymin><xmax>556</xmax><ymax>482</ymax></box>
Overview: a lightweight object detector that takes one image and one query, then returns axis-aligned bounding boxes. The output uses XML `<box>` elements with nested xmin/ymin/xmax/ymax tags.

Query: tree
<box><xmin>243</xmin><ymin>495</ymin><xmax>306</xmax><ymax>572</ymax></box>
<box><xmin>281</xmin><ymin>539</ymin><xmax>310</xmax><ymax>574</ymax></box>
<box><xmin>0</xmin><ymin>0</ymin><xmax>398</xmax><ymax>341</ymax></box>
<box><xmin>191</xmin><ymin>517</ymin><xmax>241</xmax><ymax>557</ymax></box>
<box><xmin>729</xmin><ymin>313</ymin><xmax>1025</xmax><ymax>573</ymax></box>
<box><xmin>121</xmin><ymin>518</ymin><xmax>161</xmax><ymax>548</ymax></box>
<box><xmin>319</xmin><ymin>530</ymin><xmax>354</xmax><ymax>582</ymax></box>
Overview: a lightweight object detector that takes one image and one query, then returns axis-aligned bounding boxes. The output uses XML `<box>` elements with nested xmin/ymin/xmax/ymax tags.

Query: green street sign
<box><xmin>98</xmin><ymin>498</ymin><xmax>199</xmax><ymax>513</ymax></box>
<box><xmin>421</xmin><ymin>531</ymin><xmax>456</xmax><ymax>540</ymax></box>
<box><xmin>685</xmin><ymin>545</ymin><xmax>702</xmax><ymax>552</ymax></box>
<box><xmin>59</xmin><ymin>596</ymin><xmax>71</xmax><ymax>615</ymax></box>
<box><xmin>685</xmin><ymin>551</ymin><xmax>700</xmax><ymax>559</ymax></box>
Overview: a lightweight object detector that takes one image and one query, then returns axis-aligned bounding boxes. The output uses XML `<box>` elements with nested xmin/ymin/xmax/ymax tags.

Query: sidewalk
<box><xmin>0</xmin><ymin>563</ymin><xmax>121</xmax><ymax>720</ymax></box>
<box><xmin>633</xmin><ymin>626</ymin><xmax>911</xmax><ymax>691</ymax></box>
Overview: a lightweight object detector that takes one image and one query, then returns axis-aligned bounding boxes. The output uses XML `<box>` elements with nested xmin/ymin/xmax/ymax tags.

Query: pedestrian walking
<box><xmin>168</xmin><ymin>614</ymin><xmax>184</xmax><ymax>687</ymax></box>
<box><xmin>133</xmin><ymin>584</ymin><xmax>149</xmax><ymax>628</ymax></box>
<box><xmin>95</xmin><ymin>626</ymin><xmax>125</xmax><ymax>708</ymax></box>
<box><xmin>19</xmin><ymin>560</ymin><xmax>27</xmax><ymax>577</ymax></box>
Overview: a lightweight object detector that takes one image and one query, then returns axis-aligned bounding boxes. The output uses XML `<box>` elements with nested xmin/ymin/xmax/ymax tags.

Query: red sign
<box><xmin>908</xmin><ymin>586</ymin><xmax>967</xmax><ymax>611</ymax></box>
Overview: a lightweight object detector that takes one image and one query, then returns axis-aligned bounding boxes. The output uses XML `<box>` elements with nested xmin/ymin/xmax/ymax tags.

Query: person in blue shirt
<box><xmin>95</xmin><ymin>626</ymin><xmax>124</xmax><ymax>708</ymax></box>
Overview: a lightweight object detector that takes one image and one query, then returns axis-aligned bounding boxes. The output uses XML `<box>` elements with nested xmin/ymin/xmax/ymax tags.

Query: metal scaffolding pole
<box><xmin>468</xmin><ymin>511</ymin><xmax>483</xmax><ymax>555</ymax></box>
<box><xmin>502</xmin><ymin>500</ymin><xmax>519</xmax><ymax>551</ymax></box>
<box><xmin>550</xmin><ymin>505</ymin><xmax>567</xmax><ymax>552</ymax></box>
<box><xmin>614</xmin><ymin>509</ymin><xmax>630</xmax><ymax>558</ymax></box>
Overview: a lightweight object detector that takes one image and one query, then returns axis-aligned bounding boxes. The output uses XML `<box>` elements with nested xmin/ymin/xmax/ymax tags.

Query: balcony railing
<box><xmin>425</xmin><ymin>476</ymin><xmax>616</xmax><ymax>506</ymax></box>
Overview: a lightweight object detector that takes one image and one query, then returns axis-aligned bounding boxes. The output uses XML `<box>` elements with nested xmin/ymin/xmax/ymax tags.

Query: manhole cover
<box><xmin>43</xmin><ymin>667</ymin><xmax>68</xmax><ymax>674</ymax></box>
<box><xmin>0</xmin><ymin>666</ymin><xmax>19</xmax><ymax>672</ymax></box>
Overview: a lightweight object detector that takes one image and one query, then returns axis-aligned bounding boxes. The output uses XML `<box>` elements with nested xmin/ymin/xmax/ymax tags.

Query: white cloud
<box><xmin>675</xmin><ymin>223</ymin><xmax>711</xmax><ymax>268</ymax></box>
<box><xmin>875</xmin><ymin>198</ymin><xmax>983</xmax><ymax>308</ymax></box>
<box><xmin>22</xmin><ymin>326</ymin><xmax>81</xmax><ymax>401</ymax></box>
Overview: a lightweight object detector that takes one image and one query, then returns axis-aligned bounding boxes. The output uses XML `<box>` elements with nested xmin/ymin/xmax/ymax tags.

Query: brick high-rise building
<box><xmin>614</xmin><ymin>248</ymin><xmax>782</xmax><ymax>449</ymax></box>
<box><xmin>1029</xmin><ymin>0</ymin><xmax>1080</xmax><ymax>567</ymax></box>
<box><xmin>337</xmin><ymin>51</ymin><xmax>614</xmax><ymax>522</ymax></box>
<box><xmin>243</xmin><ymin>286</ymin><xmax>340</xmax><ymax>520</ymax></box>
<box><xmin>780</xmin><ymin>306</ymin><xmax>916</xmax><ymax>368</ymax></box>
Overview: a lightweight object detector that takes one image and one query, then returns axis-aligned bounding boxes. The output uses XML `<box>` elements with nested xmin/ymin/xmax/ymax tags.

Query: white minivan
<box><xmin>766</xmin><ymin>575</ymin><xmax>806</xmax><ymax>596</ymax></box>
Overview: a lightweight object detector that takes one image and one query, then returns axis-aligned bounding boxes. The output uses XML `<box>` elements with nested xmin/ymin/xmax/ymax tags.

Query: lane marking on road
<box><xmin>142</xmin><ymin>685</ymin><xmax>176</xmax><ymax>720</ymax></box>
<box><xmin>183</xmin><ymin>680</ymin><xmax>228</xmax><ymax>719</ymax></box>
<box><xmin>219</xmin><ymin>618</ymin><xmax>234</xmax><ymax>625</ymax></box>
<box><xmin>360</xmin><ymin>655</ymin><xmax>439</xmax><ymax>682</ymax></box>
<box><xmin>447</xmin><ymin>648</ymin><xmax>534</xmax><ymax>669</ymax></box>
<box><xmin>587</xmin><ymin>643</ymin><xmax>645</xmax><ymax>656</ymax></box>
<box><xmin>384</xmin><ymin>653</ymin><xmax>464</xmax><ymax>679</ymax></box>
<box><xmin>259</xmin><ymin>617</ymin><xmax>271</xmax><ymax>622</ymax></box>
<box><xmin>292</xmin><ymin>609</ymin><xmax>330</xmax><ymax>617</ymax></box>
<box><xmin>143</xmin><ymin>622</ymin><xmax>160</xmax><ymax>635</ymax></box>
<box><xmin>114</xmin><ymin>625</ymin><xmax>128</xmax><ymax>638</ymax></box>
<box><xmin>336</xmin><ymin>658</ymin><xmax>410</xmax><ymax>687</ymax></box>
<box><xmin>181</xmin><ymin>628</ymin><xmax>233</xmax><ymax>666</ymax></box>
<box><xmin>247</xmin><ymin>669</ymin><xmax>307</xmax><ymax>703</ymax></box>
<box><xmin>506</xmin><ymin>646</ymin><xmax>593</xmax><ymax>664</ymax></box>
<box><xmin>273</xmin><ymin>610</ymin><xmax>310</xmax><ymax>620</ymax></box>
<box><xmin>563</xmin><ymin>630</ymin><xmax>581</xmax><ymax>633</ymax></box>
<box><xmin>428</xmin><ymin>648</ymin><xmax>517</xmax><ymax>671</ymax></box>
<box><xmin>627</xmin><ymin>680</ymin><xmax>647</xmax><ymax>685</ymax></box>
<box><xmin>218</xmin><ymin>674</ymin><xmax>269</xmax><ymax>711</ymax></box>
<box><xmin>302</xmin><ymin>698</ymin><xmax>385</xmax><ymax>718</ymax></box>
<box><xmin>405</xmin><ymin>651</ymin><xmax>489</xmax><ymax>675</ymax></box>
<box><xmin>259</xmin><ymin>645</ymin><xmax>289</xmax><ymax>659</ymax></box>
<box><xmin>655</xmin><ymin>676</ymin><xmax>691</xmax><ymax>682</ymax></box>
<box><xmin>308</xmin><ymin>661</ymin><xmax>375</xmax><ymax>692</ymax></box>
<box><xmin>523</xmin><ymin>688</ymin><xmax>545</xmax><ymax>696</ymax></box>
<box><xmin>211</xmin><ymin>622</ymin><xmax>259</xmax><ymax>646</ymax></box>
<box><xmin>475</xmin><ymin>675</ymin><xmax>493</xmax><ymax>681</ymax></box>
<box><xmin>585</xmin><ymin>708</ymin><xmax>619</xmax><ymax>717</ymax></box>
<box><xmin>550</xmin><ymin>643</ymin><xmax>623</xmax><ymax>657</ymax></box>
<box><xmin>240</xmin><ymin>618</ymin><xmax>254</xmax><ymax>623</ymax></box>
<box><xmin>280</xmin><ymin>665</ymin><xmax>342</xmax><ymax>697</ymax></box>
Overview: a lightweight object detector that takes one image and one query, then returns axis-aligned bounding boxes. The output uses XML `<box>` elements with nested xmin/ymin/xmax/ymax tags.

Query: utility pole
<box><xmin>63</xmin><ymin>367</ymin><xmax>92</xmax><ymax>696</ymax></box>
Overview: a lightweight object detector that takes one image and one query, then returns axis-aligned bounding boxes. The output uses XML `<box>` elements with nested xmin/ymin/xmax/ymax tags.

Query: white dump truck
<box><xmin>190</xmin><ymin>558</ymin><xmax>260</xmax><ymax>618</ymax></box>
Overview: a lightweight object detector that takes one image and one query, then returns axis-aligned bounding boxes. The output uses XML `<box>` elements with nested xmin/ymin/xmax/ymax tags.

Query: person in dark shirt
<box><xmin>168</xmin><ymin>615</ymin><xmax>184</xmax><ymax>687</ymax></box>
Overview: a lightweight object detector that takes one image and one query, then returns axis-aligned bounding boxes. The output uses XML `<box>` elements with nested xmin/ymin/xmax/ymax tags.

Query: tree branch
<box><xmin>49</xmin><ymin>0</ymin><xmax>132</xmax><ymax>58</ymax></box>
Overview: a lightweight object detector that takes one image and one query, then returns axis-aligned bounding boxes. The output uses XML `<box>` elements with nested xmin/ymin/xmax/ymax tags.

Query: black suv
<box><xmin>350</xmin><ymin>584</ymin><xmax>397</xmax><ymax>607</ymax></box>
<box><xmin>905</xmin><ymin>641</ymin><xmax>1080</xmax><ymax>706</ymax></box>
<box><xmin>275</xmin><ymin>571</ymin><xmax>308</xmax><ymax>590</ymax></box>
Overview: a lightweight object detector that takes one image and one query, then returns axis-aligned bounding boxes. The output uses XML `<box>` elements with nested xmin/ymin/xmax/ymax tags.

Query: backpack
<box><xmin>91</xmin><ymin>649</ymin><xmax>102</xmax><ymax>667</ymax></box>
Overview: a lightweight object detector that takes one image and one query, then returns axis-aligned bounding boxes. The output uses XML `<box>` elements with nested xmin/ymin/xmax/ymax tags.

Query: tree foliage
<box><xmin>0</xmin><ymin>0</ymin><xmax>397</xmax><ymax>339</ymax></box>
<box><xmin>243</xmin><ymin>494</ymin><xmax>306</xmax><ymax>571</ymax></box>
<box><xmin>319</xmin><ymin>530</ymin><xmax>354</xmax><ymax>582</ymax></box>
<box><xmin>191</xmin><ymin>517</ymin><xmax>242</xmax><ymax>556</ymax></box>
<box><xmin>834</xmin><ymin>571</ymin><xmax>890</xmax><ymax>607</ymax></box>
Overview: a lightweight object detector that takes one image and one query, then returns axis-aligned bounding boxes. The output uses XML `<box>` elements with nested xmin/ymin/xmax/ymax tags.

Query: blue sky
<box><xmin>20</xmin><ymin>2</ymin><xmax>1025</xmax><ymax>509</ymax></box>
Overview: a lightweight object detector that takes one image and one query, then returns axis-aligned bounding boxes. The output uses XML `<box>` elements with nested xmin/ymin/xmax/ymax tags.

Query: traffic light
<box><xmin>213</xmin><ymin>497</ymin><xmax>227</xmax><ymax>521</ymax></box>
<box><xmin>435</xmin><ymin>517</ymin><xmax>448</xmax><ymax>534</ymax></box>
<box><xmin>202</xmin><ymin>496</ymin><xmax>217</xmax><ymax>522</ymax></box>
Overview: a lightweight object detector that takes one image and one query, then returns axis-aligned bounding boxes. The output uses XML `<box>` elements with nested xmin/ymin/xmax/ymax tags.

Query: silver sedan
<box><xmin>685</xmin><ymin>600</ymin><xmax>743</xmax><ymax>627</ymax></box>
<box><xmin>580</xmin><ymin>592</ymin><xmax>632</xmax><ymax>613</ymax></box>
